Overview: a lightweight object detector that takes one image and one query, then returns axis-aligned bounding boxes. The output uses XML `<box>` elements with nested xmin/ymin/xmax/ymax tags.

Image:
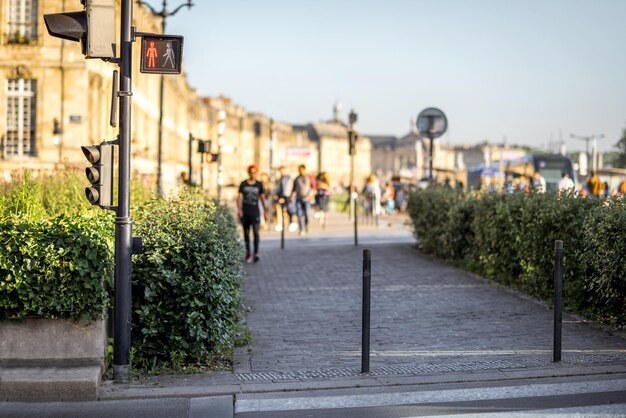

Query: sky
<box><xmin>141</xmin><ymin>0</ymin><xmax>626</xmax><ymax>152</ymax></box>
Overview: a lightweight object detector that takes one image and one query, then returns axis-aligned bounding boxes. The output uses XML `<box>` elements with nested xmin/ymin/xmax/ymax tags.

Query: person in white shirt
<box><xmin>558</xmin><ymin>172</ymin><xmax>575</xmax><ymax>194</ymax></box>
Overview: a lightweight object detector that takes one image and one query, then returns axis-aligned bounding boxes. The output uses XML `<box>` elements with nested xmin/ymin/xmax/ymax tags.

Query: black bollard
<box><xmin>354</xmin><ymin>195</ymin><xmax>359</xmax><ymax>246</ymax></box>
<box><xmin>280</xmin><ymin>200</ymin><xmax>285</xmax><ymax>250</ymax></box>
<box><xmin>361</xmin><ymin>248</ymin><xmax>371</xmax><ymax>373</ymax></box>
<box><xmin>553</xmin><ymin>240</ymin><xmax>563</xmax><ymax>362</ymax></box>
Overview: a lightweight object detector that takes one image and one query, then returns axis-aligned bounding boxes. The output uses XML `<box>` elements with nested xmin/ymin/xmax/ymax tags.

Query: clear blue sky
<box><xmin>143</xmin><ymin>0</ymin><xmax>626</xmax><ymax>152</ymax></box>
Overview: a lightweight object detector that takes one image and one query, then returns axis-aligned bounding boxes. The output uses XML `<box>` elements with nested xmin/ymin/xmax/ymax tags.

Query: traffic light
<box><xmin>82</xmin><ymin>143</ymin><xmax>114</xmax><ymax>207</ymax></box>
<box><xmin>140</xmin><ymin>34</ymin><xmax>184</xmax><ymax>75</ymax></box>
<box><xmin>206</xmin><ymin>152</ymin><xmax>220</xmax><ymax>164</ymax></box>
<box><xmin>44</xmin><ymin>0</ymin><xmax>116</xmax><ymax>59</ymax></box>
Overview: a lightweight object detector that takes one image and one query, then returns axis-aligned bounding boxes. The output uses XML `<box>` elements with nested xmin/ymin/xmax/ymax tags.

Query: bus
<box><xmin>504</xmin><ymin>154</ymin><xmax>577</xmax><ymax>192</ymax></box>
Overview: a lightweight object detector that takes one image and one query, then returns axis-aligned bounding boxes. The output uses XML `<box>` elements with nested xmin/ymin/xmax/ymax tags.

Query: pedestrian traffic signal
<box><xmin>44</xmin><ymin>0</ymin><xmax>116</xmax><ymax>59</ymax></box>
<box><xmin>82</xmin><ymin>143</ymin><xmax>114</xmax><ymax>207</ymax></box>
<box><xmin>140</xmin><ymin>34</ymin><xmax>184</xmax><ymax>74</ymax></box>
<box><xmin>206</xmin><ymin>152</ymin><xmax>220</xmax><ymax>163</ymax></box>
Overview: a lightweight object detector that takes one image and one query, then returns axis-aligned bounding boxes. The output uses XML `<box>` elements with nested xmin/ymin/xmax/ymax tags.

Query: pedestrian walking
<box><xmin>557</xmin><ymin>172</ymin><xmax>575</xmax><ymax>194</ymax></box>
<box><xmin>532</xmin><ymin>171</ymin><xmax>546</xmax><ymax>193</ymax></box>
<box><xmin>587</xmin><ymin>172</ymin><xmax>603</xmax><ymax>198</ymax></box>
<box><xmin>291</xmin><ymin>164</ymin><xmax>313</xmax><ymax>235</ymax></box>
<box><xmin>238</xmin><ymin>165</ymin><xmax>268</xmax><ymax>263</ymax></box>
<box><xmin>273</xmin><ymin>166</ymin><xmax>294</xmax><ymax>232</ymax></box>
<box><xmin>314</xmin><ymin>172</ymin><xmax>331</xmax><ymax>226</ymax></box>
<box><xmin>362</xmin><ymin>174</ymin><xmax>381</xmax><ymax>224</ymax></box>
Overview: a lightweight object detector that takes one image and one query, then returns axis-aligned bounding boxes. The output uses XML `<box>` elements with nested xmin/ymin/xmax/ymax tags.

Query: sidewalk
<box><xmin>101</xmin><ymin>210</ymin><xmax>626</xmax><ymax>400</ymax></box>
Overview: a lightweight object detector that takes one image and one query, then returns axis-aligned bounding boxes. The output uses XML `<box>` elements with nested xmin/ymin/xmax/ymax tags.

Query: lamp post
<box><xmin>137</xmin><ymin>0</ymin><xmax>194</xmax><ymax>196</ymax></box>
<box><xmin>217</xmin><ymin>110</ymin><xmax>226</xmax><ymax>200</ymax></box>
<box><xmin>52</xmin><ymin>118</ymin><xmax>63</xmax><ymax>164</ymax></box>
<box><xmin>269</xmin><ymin>119</ymin><xmax>275</xmax><ymax>230</ymax></box>
<box><xmin>571</xmin><ymin>133</ymin><xmax>604</xmax><ymax>174</ymax></box>
<box><xmin>348</xmin><ymin>109</ymin><xmax>358</xmax><ymax>246</ymax></box>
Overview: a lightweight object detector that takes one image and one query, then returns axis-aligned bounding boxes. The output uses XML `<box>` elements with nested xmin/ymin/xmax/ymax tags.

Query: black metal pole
<box><xmin>354</xmin><ymin>192</ymin><xmax>358</xmax><ymax>246</ymax></box>
<box><xmin>361</xmin><ymin>248</ymin><xmax>371</xmax><ymax>373</ymax></box>
<box><xmin>155</xmin><ymin>17</ymin><xmax>166</xmax><ymax>196</ymax></box>
<box><xmin>553</xmin><ymin>240</ymin><xmax>563</xmax><ymax>362</ymax></box>
<box><xmin>280</xmin><ymin>199</ymin><xmax>285</xmax><ymax>250</ymax></box>
<box><xmin>114</xmin><ymin>0</ymin><xmax>134</xmax><ymax>382</ymax></box>
<box><xmin>188</xmin><ymin>134</ymin><xmax>193</xmax><ymax>185</ymax></box>
<box><xmin>199</xmin><ymin>149</ymin><xmax>204</xmax><ymax>187</ymax></box>
<box><xmin>429</xmin><ymin>135</ymin><xmax>434</xmax><ymax>183</ymax></box>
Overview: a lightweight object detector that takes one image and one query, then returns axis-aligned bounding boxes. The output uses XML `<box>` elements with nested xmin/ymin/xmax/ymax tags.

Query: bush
<box><xmin>131</xmin><ymin>189</ymin><xmax>244</xmax><ymax>369</ymax></box>
<box><xmin>0</xmin><ymin>214</ymin><xmax>114</xmax><ymax>319</ymax></box>
<box><xmin>407</xmin><ymin>188</ymin><xmax>626</xmax><ymax>326</ymax></box>
<box><xmin>581</xmin><ymin>199</ymin><xmax>626</xmax><ymax>324</ymax></box>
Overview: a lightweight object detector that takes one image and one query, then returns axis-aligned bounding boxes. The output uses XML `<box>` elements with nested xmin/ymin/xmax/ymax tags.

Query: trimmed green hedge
<box><xmin>131</xmin><ymin>189</ymin><xmax>244</xmax><ymax>368</ymax></box>
<box><xmin>408</xmin><ymin>188</ymin><xmax>626</xmax><ymax>326</ymax></box>
<box><xmin>0</xmin><ymin>214</ymin><xmax>114</xmax><ymax>319</ymax></box>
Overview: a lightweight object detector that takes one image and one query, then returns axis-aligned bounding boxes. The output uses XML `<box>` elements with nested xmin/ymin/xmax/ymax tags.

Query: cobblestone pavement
<box><xmin>238</xmin><ymin>212</ymin><xmax>626</xmax><ymax>379</ymax></box>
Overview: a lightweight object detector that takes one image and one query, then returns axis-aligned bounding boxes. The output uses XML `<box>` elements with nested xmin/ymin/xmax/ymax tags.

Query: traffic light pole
<box><xmin>113</xmin><ymin>0</ymin><xmax>134</xmax><ymax>382</ymax></box>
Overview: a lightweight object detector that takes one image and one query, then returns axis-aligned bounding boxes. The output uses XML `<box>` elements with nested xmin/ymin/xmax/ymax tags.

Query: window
<box><xmin>4</xmin><ymin>79</ymin><xmax>37</xmax><ymax>158</ymax></box>
<box><xmin>6</xmin><ymin>0</ymin><xmax>38</xmax><ymax>44</ymax></box>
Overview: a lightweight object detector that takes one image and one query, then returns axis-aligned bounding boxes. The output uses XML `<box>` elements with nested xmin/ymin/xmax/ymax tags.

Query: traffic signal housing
<box><xmin>82</xmin><ymin>143</ymin><xmax>114</xmax><ymax>207</ymax></box>
<box><xmin>206</xmin><ymin>152</ymin><xmax>220</xmax><ymax>164</ymax></box>
<box><xmin>44</xmin><ymin>0</ymin><xmax>116</xmax><ymax>59</ymax></box>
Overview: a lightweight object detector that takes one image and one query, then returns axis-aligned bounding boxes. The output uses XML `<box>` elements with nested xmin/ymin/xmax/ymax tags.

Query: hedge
<box><xmin>1</xmin><ymin>173</ymin><xmax>245</xmax><ymax>370</ymax></box>
<box><xmin>0</xmin><ymin>214</ymin><xmax>114</xmax><ymax>319</ymax></box>
<box><xmin>408</xmin><ymin>188</ymin><xmax>626</xmax><ymax>326</ymax></box>
<box><xmin>131</xmin><ymin>189</ymin><xmax>244</xmax><ymax>368</ymax></box>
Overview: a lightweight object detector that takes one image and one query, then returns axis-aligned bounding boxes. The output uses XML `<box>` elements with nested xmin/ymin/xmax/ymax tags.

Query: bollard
<box><xmin>553</xmin><ymin>240</ymin><xmax>563</xmax><ymax>362</ymax></box>
<box><xmin>280</xmin><ymin>200</ymin><xmax>285</xmax><ymax>250</ymax></box>
<box><xmin>361</xmin><ymin>248</ymin><xmax>371</xmax><ymax>373</ymax></box>
<box><xmin>354</xmin><ymin>194</ymin><xmax>359</xmax><ymax>246</ymax></box>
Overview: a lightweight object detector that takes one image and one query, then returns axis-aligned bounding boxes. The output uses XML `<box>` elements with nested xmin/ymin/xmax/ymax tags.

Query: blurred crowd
<box><xmin>255</xmin><ymin>165</ymin><xmax>408</xmax><ymax>235</ymax></box>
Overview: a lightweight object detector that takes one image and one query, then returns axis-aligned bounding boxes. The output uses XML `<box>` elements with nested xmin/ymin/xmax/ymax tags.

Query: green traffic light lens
<box><xmin>86</xmin><ymin>167</ymin><xmax>100</xmax><ymax>183</ymax></box>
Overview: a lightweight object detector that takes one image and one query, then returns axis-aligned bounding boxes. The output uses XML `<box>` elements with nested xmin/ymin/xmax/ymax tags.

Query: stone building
<box><xmin>369</xmin><ymin>121</ymin><xmax>461</xmax><ymax>184</ymax></box>
<box><xmin>0</xmin><ymin>0</ymin><xmax>210</xmax><ymax>196</ymax></box>
<box><xmin>0</xmin><ymin>1</ymin><xmax>371</xmax><ymax>200</ymax></box>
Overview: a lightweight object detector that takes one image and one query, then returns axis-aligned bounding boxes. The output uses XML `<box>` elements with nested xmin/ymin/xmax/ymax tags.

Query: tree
<box><xmin>616</xmin><ymin>125</ymin><xmax>626</xmax><ymax>168</ymax></box>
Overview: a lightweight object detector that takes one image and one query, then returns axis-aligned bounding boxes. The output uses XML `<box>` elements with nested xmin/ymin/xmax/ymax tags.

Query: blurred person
<box><xmin>601</xmin><ymin>181</ymin><xmax>610</xmax><ymax>198</ymax></box>
<box><xmin>557</xmin><ymin>172</ymin><xmax>575</xmax><ymax>194</ymax></box>
<box><xmin>504</xmin><ymin>175</ymin><xmax>514</xmax><ymax>194</ymax></box>
<box><xmin>362</xmin><ymin>174</ymin><xmax>381</xmax><ymax>223</ymax></box>
<box><xmin>532</xmin><ymin>171</ymin><xmax>546</xmax><ymax>193</ymax></box>
<box><xmin>381</xmin><ymin>182</ymin><xmax>395</xmax><ymax>215</ymax></box>
<box><xmin>517</xmin><ymin>175</ymin><xmax>529</xmax><ymax>193</ymax></box>
<box><xmin>315</xmin><ymin>172</ymin><xmax>331</xmax><ymax>225</ymax></box>
<box><xmin>291</xmin><ymin>164</ymin><xmax>313</xmax><ymax>235</ymax></box>
<box><xmin>259</xmin><ymin>172</ymin><xmax>272</xmax><ymax>230</ymax></box>
<box><xmin>587</xmin><ymin>171</ymin><xmax>603</xmax><ymax>198</ymax></box>
<box><xmin>238</xmin><ymin>165</ymin><xmax>268</xmax><ymax>263</ymax></box>
<box><xmin>618</xmin><ymin>179</ymin><xmax>626</xmax><ymax>196</ymax></box>
<box><xmin>274</xmin><ymin>166</ymin><xmax>295</xmax><ymax>232</ymax></box>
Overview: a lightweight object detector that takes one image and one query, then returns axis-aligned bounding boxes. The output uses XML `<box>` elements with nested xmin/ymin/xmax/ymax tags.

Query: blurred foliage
<box><xmin>408</xmin><ymin>187</ymin><xmax>626</xmax><ymax>326</ymax></box>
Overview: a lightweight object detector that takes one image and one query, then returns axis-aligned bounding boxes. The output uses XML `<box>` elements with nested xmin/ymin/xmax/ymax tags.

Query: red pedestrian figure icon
<box><xmin>146</xmin><ymin>42</ymin><xmax>158</xmax><ymax>68</ymax></box>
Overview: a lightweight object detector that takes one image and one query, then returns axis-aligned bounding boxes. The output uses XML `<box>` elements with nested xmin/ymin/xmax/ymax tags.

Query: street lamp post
<box><xmin>52</xmin><ymin>118</ymin><xmax>63</xmax><ymax>164</ymax></box>
<box><xmin>137</xmin><ymin>0</ymin><xmax>194</xmax><ymax>196</ymax></box>
<box><xmin>571</xmin><ymin>133</ymin><xmax>605</xmax><ymax>174</ymax></box>
<box><xmin>348</xmin><ymin>109</ymin><xmax>358</xmax><ymax>246</ymax></box>
<box><xmin>217</xmin><ymin>110</ymin><xmax>226</xmax><ymax>200</ymax></box>
<box><xmin>269</xmin><ymin>119</ymin><xmax>275</xmax><ymax>230</ymax></box>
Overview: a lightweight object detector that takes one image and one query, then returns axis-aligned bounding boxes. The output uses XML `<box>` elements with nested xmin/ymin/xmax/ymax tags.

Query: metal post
<box><xmin>268</xmin><ymin>119</ymin><xmax>274</xmax><ymax>231</ymax></box>
<box><xmin>156</xmin><ymin>70</ymin><xmax>165</xmax><ymax>195</ymax></box>
<box><xmin>553</xmin><ymin>240</ymin><xmax>563</xmax><ymax>363</ymax></box>
<box><xmin>199</xmin><ymin>148</ymin><xmax>204</xmax><ymax>187</ymax></box>
<box><xmin>113</xmin><ymin>0</ymin><xmax>134</xmax><ymax>382</ymax></box>
<box><xmin>280</xmin><ymin>199</ymin><xmax>285</xmax><ymax>250</ymax></box>
<box><xmin>428</xmin><ymin>136</ymin><xmax>434</xmax><ymax>183</ymax></box>
<box><xmin>361</xmin><ymin>248</ymin><xmax>371</xmax><ymax>373</ymax></box>
<box><xmin>188</xmin><ymin>133</ymin><xmax>193</xmax><ymax>185</ymax></box>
